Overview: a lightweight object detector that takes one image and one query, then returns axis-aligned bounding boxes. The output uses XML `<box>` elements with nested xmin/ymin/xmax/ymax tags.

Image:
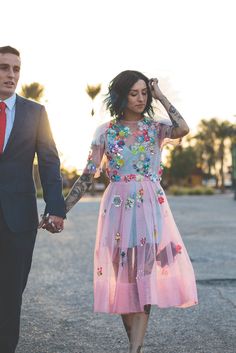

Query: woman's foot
<box><xmin>129</xmin><ymin>344</ymin><xmax>143</xmax><ymax>353</ymax></box>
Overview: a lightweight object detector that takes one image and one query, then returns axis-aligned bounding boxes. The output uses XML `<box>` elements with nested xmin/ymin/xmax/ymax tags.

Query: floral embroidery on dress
<box><xmin>154</xmin><ymin>228</ymin><xmax>158</xmax><ymax>239</ymax></box>
<box><xmin>158</xmin><ymin>161</ymin><xmax>164</xmax><ymax>179</ymax></box>
<box><xmin>136</xmin><ymin>188</ymin><xmax>144</xmax><ymax>205</ymax></box>
<box><xmin>158</xmin><ymin>196</ymin><xmax>165</xmax><ymax>204</ymax></box>
<box><xmin>140</xmin><ymin>237</ymin><xmax>146</xmax><ymax>246</ymax></box>
<box><xmin>120</xmin><ymin>250</ymin><xmax>126</xmax><ymax>266</ymax></box>
<box><xmin>97</xmin><ymin>267</ymin><xmax>103</xmax><ymax>276</ymax></box>
<box><xmin>133</xmin><ymin>155</ymin><xmax>151</xmax><ymax>175</ymax></box>
<box><xmin>112</xmin><ymin>195</ymin><xmax>123</xmax><ymax>207</ymax></box>
<box><xmin>85</xmin><ymin>150</ymin><xmax>97</xmax><ymax>172</ymax></box>
<box><xmin>136</xmin><ymin>269</ymin><xmax>144</xmax><ymax>280</ymax></box>
<box><xmin>157</xmin><ymin>189</ymin><xmax>165</xmax><ymax>204</ymax></box>
<box><xmin>124</xmin><ymin>189</ymin><xmax>144</xmax><ymax>209</ymax></box>
<box><xmin>176</xmin><ymin>244</ymin><xmax>182</xmax><ymax>253</ymax></box>
<box><xmin>125</xmin><ymin>196</ymin><xmax>135</xmax><ymax>209</ymax></box>
<box><xmin>109</xmin><ymin>170</ymin><xmax>121</xmax><ymax>182</ymax></box>
<box><xmin>161</xmin><ymin>268</ymin><xmax>169</xmax><ymax>276</ymax></box>
<box><xmin>105</xmin><ymin>117</ymin><xmax>160</xmax><ymax>181</ymax></box>
<box><xmin>115</xmin><ymin>232</ymin><xmax>121</xmax><ymax>241</ymax></box>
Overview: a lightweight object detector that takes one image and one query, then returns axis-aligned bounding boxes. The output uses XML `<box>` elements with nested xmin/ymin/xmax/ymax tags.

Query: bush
<box><xmin>168</xmin><ymin>186</ymin><xmax>215</xmax><ymax>196</ymax></box>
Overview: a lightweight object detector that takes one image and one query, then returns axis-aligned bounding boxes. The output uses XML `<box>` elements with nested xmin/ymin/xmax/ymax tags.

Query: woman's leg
<box><xmin>121</xmin><ymin>305</ymin><xmax>151</xmax><ymax>353</ymax></box>
<box><xmin>121</xmin><ymin>245</ymin><xmax>152</xmax><ymax>352</ymax></box>
<box><xmin>121</xmin><ymin>313</ymin><xmax>133</xmax><ymax>341</ymax></box>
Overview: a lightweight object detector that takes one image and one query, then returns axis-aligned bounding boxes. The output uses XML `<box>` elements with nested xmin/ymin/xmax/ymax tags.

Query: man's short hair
<box><xmin>0</xmin><ymin>46</ymin><xmax>20</xmax><ymax>56</ymax></box>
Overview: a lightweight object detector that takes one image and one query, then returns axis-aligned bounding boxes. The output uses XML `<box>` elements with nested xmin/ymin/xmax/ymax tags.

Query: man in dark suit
<box><xmin>0</xmin><ymin>46</ymin><xmax>66</xmax><ymax>353</ymax></box>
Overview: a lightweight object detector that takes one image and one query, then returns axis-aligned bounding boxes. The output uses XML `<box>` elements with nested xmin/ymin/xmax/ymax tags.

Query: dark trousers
<box><xmin>0</xmin><ymin>207</ymin><xmax>37</xmax><ymax>353</ymax></box>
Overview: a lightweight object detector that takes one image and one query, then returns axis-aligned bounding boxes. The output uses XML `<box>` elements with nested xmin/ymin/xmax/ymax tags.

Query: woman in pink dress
<box><xmin>65</xmin><ymin>70</ymin><xmax>198</xmax><ymax>353</ymax></box>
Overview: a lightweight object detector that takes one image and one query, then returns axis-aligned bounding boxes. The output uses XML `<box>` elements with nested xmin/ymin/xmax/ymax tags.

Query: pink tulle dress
<box><xmin>84</xmin><ymin>116</ymin><xmax>198</xmax><ymax>314</ymax></box>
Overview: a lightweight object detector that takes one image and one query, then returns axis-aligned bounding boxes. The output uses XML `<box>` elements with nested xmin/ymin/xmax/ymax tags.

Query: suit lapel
<box><xmin>3</xmin><ymin>95</ymin><xmax>28</xmax><ymax>154</ymax></box>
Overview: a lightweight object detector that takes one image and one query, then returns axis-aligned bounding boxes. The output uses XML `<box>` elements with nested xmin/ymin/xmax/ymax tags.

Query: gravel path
<box><xmin>16</xmin><ymin>194</ymin><xmax>236</xmax><ymax>353</ymax></box>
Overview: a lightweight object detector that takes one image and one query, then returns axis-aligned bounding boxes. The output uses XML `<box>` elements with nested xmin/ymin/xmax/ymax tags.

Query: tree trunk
<box><xmin>219</xmin><ymin>140</ymin><xmax>225</xmax><ymax>193</ymax></box>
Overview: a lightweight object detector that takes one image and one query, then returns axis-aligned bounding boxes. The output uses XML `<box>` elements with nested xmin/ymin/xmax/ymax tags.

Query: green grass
<box><xmin>37</xmin><ymin>186</ymin><xmax>215</xmax><ymax>198</ymax></box>
<box><xmin>168</xmin><ymin>185</ymin><xmax>215</xmax><ymax>196</ymax></box>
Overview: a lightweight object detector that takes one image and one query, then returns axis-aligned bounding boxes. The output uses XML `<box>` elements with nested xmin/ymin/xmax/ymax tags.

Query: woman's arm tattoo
<box><xmin>159</xmin><ymin>96</ymin><xmax>189</xmax><ymax>138</ymax></box>
<box><xmin>168</xmin><ymin>105</ymin><xmax>185</xmax><ymax>128</ymax></box>
<box><xmin>65</xmin><ymin>174</ymin><xmax>93</xmax><ymax>213</ymax></box>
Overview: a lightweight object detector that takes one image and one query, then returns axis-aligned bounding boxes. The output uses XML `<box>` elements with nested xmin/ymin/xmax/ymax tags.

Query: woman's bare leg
<box><xmin>121</xmin><ymin>246</ymin><xmax>152</xmax><ymax>352</ymax></box>
<box><xmin>121</xmin><ymin>313</ymin><xmax>133</xmax><ymax>341</ymax></box>
<box><xmin>122</xmin><ymin>305</ymin><xmax>151</xmax><ymax>353</ymax></box>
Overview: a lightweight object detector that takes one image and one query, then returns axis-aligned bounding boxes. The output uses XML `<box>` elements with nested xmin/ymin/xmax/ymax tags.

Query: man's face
<box><xmin>0</xmin><ymin>53</ymin><xmax>21</xmax><ymax>100</ymax></box>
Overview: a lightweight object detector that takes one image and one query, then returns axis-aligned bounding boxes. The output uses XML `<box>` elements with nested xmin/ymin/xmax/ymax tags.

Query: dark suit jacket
<box><xmin>0</xmin><ymin>95</ymin><xmax>66</xmax><ymax>232</ymax></box>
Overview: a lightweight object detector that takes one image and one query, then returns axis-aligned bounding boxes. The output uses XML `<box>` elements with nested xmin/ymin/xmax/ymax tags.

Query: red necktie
<box><xmin>0</xmin><ymin>102</ymin><xmax>7</xmax><ymax>153</ymax></box>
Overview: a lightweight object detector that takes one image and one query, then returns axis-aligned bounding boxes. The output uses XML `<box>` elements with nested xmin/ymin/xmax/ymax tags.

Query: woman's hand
<box><xmin>149</xmin><ymin>78</ymin><xmax>165</xmax><ymax>100</ymax></box>
<box><xmin>149</xmin><ymin>77</ymin><xmax>190</xmax><ymax>138</ymax></box>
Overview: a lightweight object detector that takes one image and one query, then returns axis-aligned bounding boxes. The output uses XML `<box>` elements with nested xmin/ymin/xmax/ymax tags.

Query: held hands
<box><xmin>38</xmin><ymin>213</ymin><xmax>64</xmax><ymax>234</ymax></box>
<box><xmin>149</xmin><ymin>78</ymin><xmax>165</xmax><ymax>100</ymax></box>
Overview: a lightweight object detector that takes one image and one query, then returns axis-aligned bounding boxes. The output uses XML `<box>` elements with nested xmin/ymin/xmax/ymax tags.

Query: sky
<box><xmin>1</xmin><ymin>0</ymin><xmax>236</xmax><ymax>170</ymax></box>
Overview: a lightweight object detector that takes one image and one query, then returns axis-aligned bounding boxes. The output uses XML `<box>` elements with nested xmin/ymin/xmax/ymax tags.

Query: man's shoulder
<box><xmin>16</xmin><ymin>94</ymin><xmax>44</xmax><ymax>111</ymax></box>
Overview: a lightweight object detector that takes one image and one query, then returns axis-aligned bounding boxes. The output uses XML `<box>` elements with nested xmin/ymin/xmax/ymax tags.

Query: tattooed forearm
<box><xmin>159</xmin><ymin>96</ymin><xmax>189</xmax><ymax>138</ymax></box>
<box><xmin>168</xmin><ymin>105</ymin><xmax>185</xmax><ymax>127</ymax></box>
<box><xmin>65</xmin><ymin>173</ymin><xmax>93</xmax><ymax>213</ymax></box>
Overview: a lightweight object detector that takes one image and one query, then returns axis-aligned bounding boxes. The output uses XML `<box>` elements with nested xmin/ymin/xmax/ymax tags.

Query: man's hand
<box><xmin>38</xmin><ymin>214</ymin><xmax>64</xmax><ymax>234</ymax></box>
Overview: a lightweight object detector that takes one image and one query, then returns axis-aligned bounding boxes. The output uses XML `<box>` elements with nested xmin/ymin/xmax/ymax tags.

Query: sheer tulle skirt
<box><xmin>94</xmin><ymin>180</ymin><xmax>198</xmax><ymax>313</ymax></box>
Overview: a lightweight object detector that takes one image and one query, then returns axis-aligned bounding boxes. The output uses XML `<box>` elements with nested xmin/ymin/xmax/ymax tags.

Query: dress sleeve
<box><xmin>83</xmin><ymin>122</ymin><xmax>107</xmax><ymax>177</ymax></box>
<box><xmin>65</xmin><ymin>122</ymin><xmax>108</xmax><ymax>213</ymax></box>
<box><xmin>157</xmin><ymin>118</ymin><xmax>173</xmax><ymax>147</ymax></box>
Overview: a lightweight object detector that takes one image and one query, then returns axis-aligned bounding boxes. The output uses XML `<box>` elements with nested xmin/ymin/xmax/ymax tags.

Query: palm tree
<box><xmin>20</xmin><ymin>82</ymin><xmax>45</xmax><ymax>102</ymax></box>
<box><xmin>195</xmin><ymin>118</ymin><xmax>235</xmax><ymax>191</ymax></box>
<box><xmin>215</xmin><ymin>120</ymin><xmax>234</xmax><ymax>192</ymax></box>
<box><xmin>86</xmin><ymin>84</ymin><xmax>102</xmax><ymax>195</ymax></box>
<box><xmin>195</xmin><ymin>119</ymin><xmax>218</xmax><ymax>180</ymax></box>
<box><xmin>86</xmin><ymin>84</ymin><xmax>101</xmax><ymax>116</ymax></box>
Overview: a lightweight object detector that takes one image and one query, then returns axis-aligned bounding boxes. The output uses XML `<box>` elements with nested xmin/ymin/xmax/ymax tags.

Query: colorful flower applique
<box><xmin>85</xmin><ymin>149</ymin><xmax>97</xmax><ymax>173</ymax></box>
<box><xmin>161</xmin><ymin>268</ymin><xmax>169</xmax><ymax>276</ymax></box>
<box><xmin>136</xmin><ymin>269</ymin><xmax>144</xmax><ymax>280</ymax></box>
<box><xmin>97</xmin><ymin>267</ymin><xmax>103</xmax><ymax>276</ymax></box>
<box><xmin>115</xmin><ymin>232</ymin><xmax>121</xmax><ymax>241</ymax></box>
<box><xmin>158</xmin><ymin>196</ymin><xmax>164</xmax><ymax>204</ymax></box>
<box><xmin>106</xmin><ymin>120</ymin><xmax>131</xmax><ymax>175</ymax></box>
<box><xmin>157</xmin><ymin>189</ymin><xmax>165</xmax><ymax>204</ymax></box>
<box><xmin>105</xmin><ymin>117</ymin><xmax>161</xmax><ymax>181</ymax></box>
<box><xmin>112</xmin><ymin>195</ymin><xmax>123</xmax><ymax>207</ymax></box>
<box><xmin>140</xmin><ymin>237</ymin><xmax>146</xmax><ymax>246</ymax></box>
<box><xmin>124</xmin><ymin>174</ymin><xmax>136</xmax><ymax>182</ymax></box>
<box><xmin>136</xmin><ymin>188</ymin><xmax>144</xmax><ymax>205</ymax></box>
<box><xmin>120</xmin><ymin>250</ymin><xmax>126</xmax><ymax>266</ymax></box>
<box><xmin>109</xmin><ymin>170</ymin><xmax>121</xmax><ymax>182</ymax></box>
<box><xmin>158</xmin><ymin>161</ymin><xmax>164</xmax><ymax>179</ymax></box>
<box><xmin>125</xmin><ymin>188</ymin><xmax>144</xmax><ymax>209</ymax></box>
<box><xmin>125</xmin><ymin>196</ymin><xmax>135</xmax><ymax>209</ymax></box>
<box><xmin>154</xmin><ymin>228</ymin><xmax>158</xmax><ymax>239</ymax></box>
<box><xmin>130</xmin><ymin>144</ymin><xmax>146</xmax><ymax>155</ymax></box>
<box><xmin>133</xmin><ymin>155</ymin><xmax>151</xmax><ymax>175</ymax></box>
<box><xmin>176</xmin><ymin>244</ymin><xmax>182</xmax><ymax>254</ymax></box>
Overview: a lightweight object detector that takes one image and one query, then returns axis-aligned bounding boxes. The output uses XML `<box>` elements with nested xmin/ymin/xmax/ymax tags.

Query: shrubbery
<box><xmin>168</xmin><ymin>186</ymin><xmax>215</xmax><ymax>195</ymax></box>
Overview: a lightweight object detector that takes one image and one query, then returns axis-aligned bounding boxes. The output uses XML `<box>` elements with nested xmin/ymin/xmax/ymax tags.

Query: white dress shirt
<box><xmin>0</xmin><ymin>93</ymin><xmax>16</xmax><ymax>151</ymax></box>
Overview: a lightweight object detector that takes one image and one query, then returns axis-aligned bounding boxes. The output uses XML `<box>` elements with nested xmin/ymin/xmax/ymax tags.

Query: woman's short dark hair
<box><xmin>104</xmin><ymin>70</ymin><xmax>154</xmax><ymax>118</ymax></box>
<box><xmin>0</xmin><ymin>46</ymin><xmax>20</xmax><ymax>56</ymax></box>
